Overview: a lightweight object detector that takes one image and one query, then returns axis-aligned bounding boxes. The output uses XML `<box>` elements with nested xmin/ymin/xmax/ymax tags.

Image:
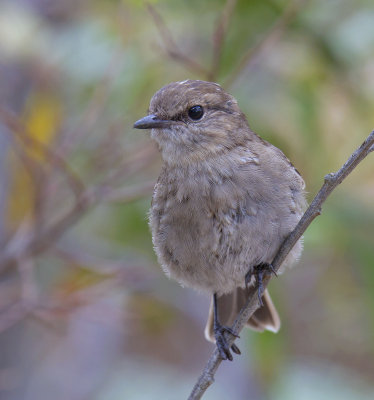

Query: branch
<box><xmin>0</xmin><ymin>109</ymin><xmax>156</xmax><ymax>277</ymax></box>
<box><xmin>57</xmin><ymin>51</ymin><xmax>124</xmax><ymax>159</ymax></box>
<box><xmin>208</xmin><ymin>0</ymin><xmax>237</xmax><ymax>81</ymax></box>
<box><xmin>98</xmin><ymin>179</ymin><xmax>155</xmax><ymax>203</ymax></box>
<box><xmin>146</xmin><ymin>3</ymin><xmax>210</xmax><ymax>78</ymax></box>
<box><xmin>0</xmin><ymin>172</ymin><xmax>156</xmax><ymax>276</ymax></box>
<box><xmin>188</xmin><ymin>129</ymin><xmax>374</xmax><ymax>400</ymax></box>
<box><xmin>224</xmin><ymin>0</ymin><xmax>308</xmax><ymax>88</ymax></box>
<box><xmin>0</xmin><ymin>107</ymin><xmax>85</xmax><ymax>198</ymax></box>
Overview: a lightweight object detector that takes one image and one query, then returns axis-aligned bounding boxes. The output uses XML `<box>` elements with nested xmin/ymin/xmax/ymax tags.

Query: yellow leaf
<box><xmin>6</xmin><ymin>90</ymin><xmax>61</xmax><ymax>225</ymax></box>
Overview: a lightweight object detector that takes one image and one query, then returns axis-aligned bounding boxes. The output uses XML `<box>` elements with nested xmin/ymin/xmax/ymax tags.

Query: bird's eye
<box><xmin>188</xmin><ymin>105</ymin><xmax>204</xmax><ymax>120</ymax></box>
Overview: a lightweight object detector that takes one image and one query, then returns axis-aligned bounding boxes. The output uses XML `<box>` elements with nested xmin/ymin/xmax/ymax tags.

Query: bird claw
<box><xmin>231</xmin><ymin>343</ymin><xmax>241</xmax><ymax>355</ymax></box>
<box><xmin>214</xmin><ymin>322</ymin><xmax>240</xmax><ymax>361</ymax></box>
<box><xmin>245</xmin><ymin>263</ymin><xmax>277</xmax><ymax>305</ymax></box>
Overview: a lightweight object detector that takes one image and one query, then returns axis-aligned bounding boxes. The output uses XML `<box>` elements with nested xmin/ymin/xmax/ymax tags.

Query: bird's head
<box><xmin>134</xmin><ymin>80</ymin><xmax>251</xmax><ymax>164</ymax></box>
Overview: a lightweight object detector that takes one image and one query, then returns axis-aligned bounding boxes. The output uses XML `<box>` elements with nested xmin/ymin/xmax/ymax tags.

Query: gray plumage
<box><xmin>134</xmin><ymin>80</ymin><xmax>306</xmax><ymax>345</ymax></box>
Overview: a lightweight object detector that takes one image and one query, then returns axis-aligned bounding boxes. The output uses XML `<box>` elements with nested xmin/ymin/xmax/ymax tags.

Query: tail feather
<box><xmin>204</xmin><ymin>287</ymin><xmax>280</xmax><ymax>343</ymax></box>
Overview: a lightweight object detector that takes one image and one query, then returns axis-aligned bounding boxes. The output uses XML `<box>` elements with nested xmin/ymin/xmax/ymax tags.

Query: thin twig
<box><xmin>5</xmin><ymin>123</ymin><xmax>46</xmax><ymax>224</ymax></box>
<box><xmin>96</xmin><ymin>141</ymin><xmax>158</xmax><ymax>188</ymax></box>
<box><xmin>224</xmin><ymin>0</ymin><xmax>308</xmax><ymax>88</ymax></box>
<box><xmin>0</xmin><ymin>108</ymin><xmax>85</xmax><ymax>198</ymax></box>
<box><xmin>209</xmin><ymin>0</ymin><xmax>237</xmax><ymax>81</ymax></box>
<box><xmin>0</xmin><ymin>108</ymin><xmax>156</xmax><ymax>276</ymax></box>
<box><xmin>0</xmin><ymin>301</ymin><xmax>32</xmax><ymax>333</ymax></box>
<box><xmin>58</xmin><ymin>51</ymin><xmax>124</xmax><ymax>158</ymax></box>
<box><xmin>146</xmin><ymin>3</ymin><xmax>210</xmax><ymax>77</ymax></box>
<box><xmin>188</xmin><ymin>129</ymin><xmax>374</xmax><ymax>400</ymax></box>
<box><xmin>0</xmin><ymin>174</ymin><xmax>156</xmax><ymax>275</ymax></box>
<box><xmin>99</xmin><ymin>179</ymin><xmax>155</xmax><ymax>203</ymax></box>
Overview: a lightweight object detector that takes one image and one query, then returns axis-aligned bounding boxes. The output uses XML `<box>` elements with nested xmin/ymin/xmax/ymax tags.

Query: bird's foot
<box><xmin>214</xmin><ymin>321</ymin><xmax>240</xmax><ymax>361</ymax></box>
<box><xmin>245</xmin><ymin>263</ymin><xmax>277</xmax><ymax>306</ymax></box>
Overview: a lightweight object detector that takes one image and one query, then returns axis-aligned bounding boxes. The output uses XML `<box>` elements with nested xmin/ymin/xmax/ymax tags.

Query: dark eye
<box><xmin>188</xmin><ymin>105</ymin><xmax>204</xmax><ymax>120</ymax></box>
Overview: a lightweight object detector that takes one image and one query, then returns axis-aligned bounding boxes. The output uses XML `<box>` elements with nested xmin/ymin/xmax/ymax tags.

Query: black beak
<box><xmin>133</xmin><ymin>114</ymin><xmax>171</xmax><ymax>129</ymax></box>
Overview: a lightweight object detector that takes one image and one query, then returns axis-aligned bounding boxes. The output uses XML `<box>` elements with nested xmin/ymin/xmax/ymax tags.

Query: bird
<box><xmin>133</xmin><ymin>80</ymin><xmax>306</xmax><ymax>360</ymax></box>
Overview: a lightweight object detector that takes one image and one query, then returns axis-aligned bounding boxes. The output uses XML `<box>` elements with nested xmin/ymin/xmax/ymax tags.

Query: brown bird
<box><xmin>134</xmin><ymin>80</ymin><xmax>306</xmax><ymax>360</ymax></box>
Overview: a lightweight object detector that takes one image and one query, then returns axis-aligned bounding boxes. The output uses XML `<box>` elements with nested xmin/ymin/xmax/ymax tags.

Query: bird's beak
<box><xmin>133</xmin><ymin>114</ymin><xmax>171</xmax><ymax>129</ymax></box>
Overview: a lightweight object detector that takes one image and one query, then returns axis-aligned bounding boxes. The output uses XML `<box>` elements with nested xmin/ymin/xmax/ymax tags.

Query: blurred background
<box><xmin>0</xmin><ymin>0</ymin><xmax>374</xmax><ymax>399</ymax></box>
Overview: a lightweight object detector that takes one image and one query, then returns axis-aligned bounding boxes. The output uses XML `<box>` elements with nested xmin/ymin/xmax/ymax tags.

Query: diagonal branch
<box><xmin>208</xmin><ymin>0</ymin><xmax>237</xmax><ymax>81</ymax></box>
<box><xmin>146</xmin><ymin>3</ymin><xmax>210</xmax><ymax>78</ymax></box>
<box><xmin>188</xmin><ymin>129</ymin><xmax>374</xmax><ymax>400</ymax></box>
<box><xmin>224</xmin><ymin>0</ymin><xmax>308</xmax><ymax>88</ymax></box>
<box><xmin>0</xmin><ymin>108</ymin><xmax>85</xmax><ymax>198</ymax></box>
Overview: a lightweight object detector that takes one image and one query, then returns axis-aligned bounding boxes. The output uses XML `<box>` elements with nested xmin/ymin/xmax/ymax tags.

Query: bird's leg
<box><xmin>245</xmin><ymin>263</ymin><xmax>277</xmax><ymax>306</ymax></box>
<box><xmin>213</xmin><ymin>293</ymin><xmax>241</xmax><ymax>361</ymax></box>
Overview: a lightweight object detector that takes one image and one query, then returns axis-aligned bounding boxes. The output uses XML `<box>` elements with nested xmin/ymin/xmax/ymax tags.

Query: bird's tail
<box><xmin>204</xmin><ymin>287</ymin><xmax>281</xmax><ymax>343</ymax></box>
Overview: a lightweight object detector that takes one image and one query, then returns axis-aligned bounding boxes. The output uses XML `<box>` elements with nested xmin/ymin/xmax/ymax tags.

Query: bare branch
<box><xmin>0</xmin><ymin>192</ymin><xmax>93</xmax><ymax>275</ymax></box>
<box><xmin>97</xmin><ymin>141</ymin><xmax>158</xmax><ymax>188</ymax></box>
<box><xmin>224</xmin><ymin>0</ymin><xmax>308</xmax><ymax>88</ymax></box>
<box><xmin>0</xmin><ymin>301</ymin><xmax>32</xmax><ymax>334</ymax></box>
<box><xmin>209</xmin><ymin>0</ymin><xmax>237</xmax><ymax>81</ymax></box>
<box><xmin>0</xmin><ymin>176</ymin><xmax>154</xmax><ymax>276</ymax></box>
<box><xmin>0</xmin><ymin>257</ymin><xmax>39</xmax><ymax>333</ymax></box>
<box><xmin>188</xmin><ymin>129</ymin><xmax>374</xmax><ymax>400</ymax></box>
<box><xmin>146</xmin><ymin>3</ymin><xmax>210</xmax><ymax>77</ymax></box>
<box><xmin>5</xmin><ymin>124</ymin><xmax>45</xmax><ymax>223</ymax></box>
<box><xmin>57</xmin><ymin>51</ymin><xmax>124</xmax><ymax>158</ymax></box>
<box><xmin>18</xmin><ymin>257</ymin><xmax>38</xmax><ymax>305</ymax></box>
<box><xmin>0</xmin><ymin>108</ymin><xmax>85</xmax><ymax>198</ymax></box>
<box><xmin>99</xmin><ymin>179</ymin><xmax>155</xmax><ymax>203</ymax></box>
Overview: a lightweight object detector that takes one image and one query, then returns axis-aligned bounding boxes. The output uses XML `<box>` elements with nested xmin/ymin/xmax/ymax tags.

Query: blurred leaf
<box><xmin>56</xmin><ymin>267</ymin><xmax>112</xmax><ymax>295</ymax></box>
<box><xmin>6</xmin><ymin>90</ymin><xmax>61</xmax><ymax>225</ymax></box>
<box><xmin>23</xmin><ymin>91</ymin><xmax>62</xmax><ymax>160</ymax></box>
